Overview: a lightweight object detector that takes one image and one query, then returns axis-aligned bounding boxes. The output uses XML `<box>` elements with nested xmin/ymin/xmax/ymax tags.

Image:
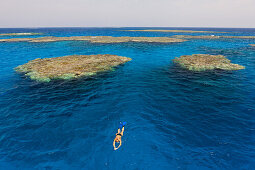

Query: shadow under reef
<box><xmin>140</xmin><ymin>62</ymin><xmax>247</xmax><ymax>113</ymax></box>
<box><xmin>2</xmin><ymin>65</ymin><xmax>128</xmax><ymax>115</ymax></box>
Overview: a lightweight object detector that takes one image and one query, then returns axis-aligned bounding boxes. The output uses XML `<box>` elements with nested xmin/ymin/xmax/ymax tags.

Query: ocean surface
<box><xmin>0</xmin><ymin>27</ymin><xmax>255</xmax><ymax>170</ymax></box>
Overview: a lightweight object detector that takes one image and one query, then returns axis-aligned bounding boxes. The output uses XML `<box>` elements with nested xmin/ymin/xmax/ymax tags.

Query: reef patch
<box><xmin>172</xmin><ymin>35</ymin><xmax>255</xmax><ymax>39</ymax></box>
<box><xmin>15</xmin><ymin>54</ymin><xmax>132</xmax><ymax>82</ymax></box>
<box><xmin>0</xmin><ymin>36</ymin><xmax>186</xmax><ymax>43</ymax></box>
<box><xmin>0</xmin><ymin>33</ymin><xmax>42</xmax><ymax>36</ymax></box>
<box><xmin>173</xmin><ymin>54</ymin><xmax>245</xmax><ymax>71</ymax></box>
<box><xmin>124</xmin><ymin>30</ymin><xmax>226</xmax><ymax>33</ymax></box>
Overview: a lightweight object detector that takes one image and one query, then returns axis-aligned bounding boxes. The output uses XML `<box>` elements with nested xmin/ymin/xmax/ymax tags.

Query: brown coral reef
<box><xmin>173</xmin><ymin>54</ymin><xmax>245</xmax><ymax>71</ymax></box>
<box><xmin>0</xmin><ymin>33</ymin><xmax>42</xmax><ymax>36</ymax></box>
<box><xmin>0</xmin><ymin>36</ymin><xmax>185</xmax><ymax>43</ymax></box>
<box><xmin>173</xmin><ymin>35</ymin><xmax>255</xmax><ymax>39</ymax></box>
<box><xmin>125</xmin><ymin>30</ymin><xmax>224</xmax><ymax>33</ymax></box>
<box><xmin>15</xmin><ymin>54</ymin><xmax>132</xmax><ymax>82</ymax></box>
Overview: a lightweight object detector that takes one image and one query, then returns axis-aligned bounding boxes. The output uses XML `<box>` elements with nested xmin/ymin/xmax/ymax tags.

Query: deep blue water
<box><xmin>0</xmin><ymin>27</ymin><xmax>255</xmax><ymax>169</ymax></box>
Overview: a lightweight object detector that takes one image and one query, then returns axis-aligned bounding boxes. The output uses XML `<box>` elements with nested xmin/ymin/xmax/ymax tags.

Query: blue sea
<box><xmin>0</xmin><ymin>27</ymin><xmax>255</xmax><ymax>169</ymax></box>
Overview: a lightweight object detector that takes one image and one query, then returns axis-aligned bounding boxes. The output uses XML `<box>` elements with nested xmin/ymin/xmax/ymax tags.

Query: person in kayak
<box><xmin>113</xmin><ymin>122</ymin><xmax>126</xmax><ymax>150</ymax></box>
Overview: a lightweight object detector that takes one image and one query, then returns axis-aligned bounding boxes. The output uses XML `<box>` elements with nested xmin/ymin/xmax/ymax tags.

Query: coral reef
<box><xmin>0</xmin><ymin>33</ymin><xmax>42</xmax><ymax>36</ymax></box>
<box><xmin>173</xmin><ymin>54</ymin><xmax>245</xmax><ymax>71</ymax></box>
<box><xmin>0</xmin><ymin>36</ymin><xmax>185</xmax><ymax>43</ymax></box>
<box><xmin>124</xmin><ymin>30</ymin><xmax>225</xmax><ymax>33</ymax></box>
<box><xmin>250</xmin><ymin>44</ymin><xmax>255</xmax><ymax>47</ymax></box>
<box><xmin>15</xmin><ymin>54</ymin><xmax>131</xmax><ymax>82</ymax></box>
<box><xmin>173</xmin><ymin>35</ymin><xmax>255</xmax><ymax>39</ymax></box>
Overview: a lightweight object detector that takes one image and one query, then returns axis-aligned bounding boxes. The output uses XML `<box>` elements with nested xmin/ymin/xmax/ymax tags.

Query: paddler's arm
<box><xmin>115</xmin><ymin>140</ymin><xmax>122</xmax><ymax>150</ymax></box>
<box><xmin>113</xmin><ymin>139</ymin><xmax>116</xmax><ymax>150</ymax></box>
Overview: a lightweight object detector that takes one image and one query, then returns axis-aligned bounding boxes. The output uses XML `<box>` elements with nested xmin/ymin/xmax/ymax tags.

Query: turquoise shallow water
<box><xmin>0</xmin><ymin>27</ymin><xmax>255</xmax><ymax>169</ymax></box>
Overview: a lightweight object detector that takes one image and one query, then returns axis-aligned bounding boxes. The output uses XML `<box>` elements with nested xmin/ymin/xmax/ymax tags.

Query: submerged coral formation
<box><xmin>0</xmin><ymin>33</ymin><xmax>42</xmax><ymax>36</ymax></box>
<box><xmin>0</xmin><ymin>36</ymin><xmax>185</xmax><ymax>43</ymax></box>
<box><xmin>250</xmin><ymin>44</ymin><xmax>255</xmax><ymax>47</ymax></box>
<box><xmin>173</xmin><ymin>35</ymin><xmax>255</xmax><ymax>39</ymax></box>
<box><xmin>173</xmin><ymin>54</ymin><xmax>245</xmax><ymax>71</ymax></box>
<box><xmin>125</xmin><ymin>30</ymin><xmax>225</xmax><ymax>33</ymax></box>
<box><xmin>15</xmin><ymin>54</ymin><xmax>132</xmax><ymax>82</ymax></box>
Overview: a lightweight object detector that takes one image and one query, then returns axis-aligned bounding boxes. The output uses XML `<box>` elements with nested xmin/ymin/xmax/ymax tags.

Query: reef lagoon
<box><xmin>0</xmin><ymin>27</ymin><xmax>255</xmax><ymax>169</ymax></box>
